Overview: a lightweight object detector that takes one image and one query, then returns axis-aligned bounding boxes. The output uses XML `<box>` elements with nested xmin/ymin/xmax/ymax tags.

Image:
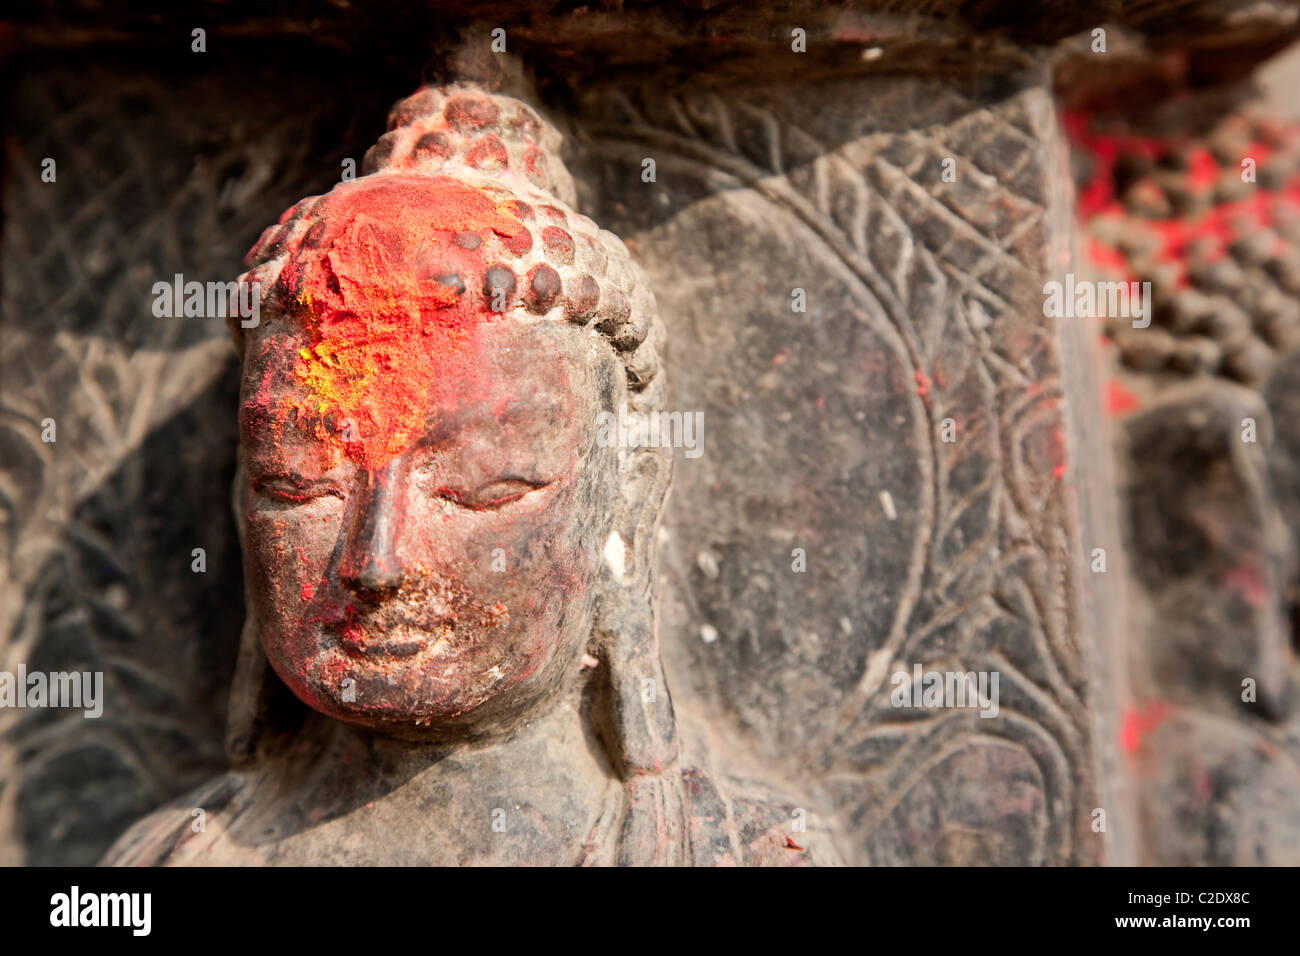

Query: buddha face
<box><xmin>241</xmin><ymin>318</ymin><xmax>622</xmax><ymax>735</ymax></box>
<box><xmin>236</xmin><ymin>177</ymin><xmax>625</xmax><ymax>736</ymax></box>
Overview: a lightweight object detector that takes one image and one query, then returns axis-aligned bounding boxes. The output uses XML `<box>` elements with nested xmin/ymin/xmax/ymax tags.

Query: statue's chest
<box><xmin>256</xmin><ymin>753</ymin><xmax>615</xmax><ymax>865</ymax></box>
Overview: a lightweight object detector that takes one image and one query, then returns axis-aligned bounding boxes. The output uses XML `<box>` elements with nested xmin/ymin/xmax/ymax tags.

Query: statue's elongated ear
<box><xmin>592</xmin><ymin>441</ymin><xmax>678</xmax><ymax>777</ymax></box>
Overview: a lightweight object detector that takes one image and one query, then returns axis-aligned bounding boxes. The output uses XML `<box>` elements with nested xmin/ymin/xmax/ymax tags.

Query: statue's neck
<box><xmin>280</xmin><ymin>674</ymin><xmax>612</xmax><ymax>788</ymax></box>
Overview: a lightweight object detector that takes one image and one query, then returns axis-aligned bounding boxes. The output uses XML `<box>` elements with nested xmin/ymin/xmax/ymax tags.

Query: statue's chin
<box><xmin>311</xmin><ymin>702</ymin><xmax>501</xmax><ymax>742</ymax></box>
<box><xmin>306</xmin><ymin>667</ymin><xmax>512</xmax><ymax>736</ymax></box>
<box><xmin>303</xmin><ymin>690</ymin><xmax>558</xmax><ymax>743</ymax></box>
<box><xmin>258</xmin><ymin>635</ymin><xmax>578</xmax><ymax>742</ymax></box>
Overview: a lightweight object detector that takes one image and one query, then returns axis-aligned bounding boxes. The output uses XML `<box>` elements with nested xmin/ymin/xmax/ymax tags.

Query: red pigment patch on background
<box><xmin>1040</xmin><ymin>423</ymin><xmax>1067</xmax><ymax>481</ymax></box>
<box><xmin>1184</xmin><ymin>147</ymin><xmax>1219</xmax><ymax>191</ymax></box>
<box><xmin>1064</xmin><ymin>112</ymin><xmax>1166</xmax><ymax>220</ymax></box>
<box><xmin>1146</xmin><ymin>187</ymin><xmax>1298</xmax><ymax>289</ymax></box>
<box><xmin>1087</xmin><ymin>234</ymin><xmax>1132</xmax><ymax>278</ymax></box>
<box><xmin>272</xmin><ymin>176</ymin><xmax>528</xmax><ymax>470</ymax></box>
<box><xmin>1106</xmin><ymin>380</ymin><xmax>1141</xmax><ymax>416</ymax></box>
<box><xmin>1222</xmin><ymin>564</ymin><xmax>1269</xmax><ymax>608</ymax></box>
<box><xmin>1066</xmin><ymin>111</ymin><xmax>1300</xmax><ymax>290</ymax></box>
<box><xmin>1121</xmin><ymin>701</ymin><xmax>1170</xmax><ymax>755</ymax></box>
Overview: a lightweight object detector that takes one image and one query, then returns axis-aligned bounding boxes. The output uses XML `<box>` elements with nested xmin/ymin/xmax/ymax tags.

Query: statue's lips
<box><xmin>330</xmin><ymin>619</ymin><xmax>455</xmax><ymax>661</ymax></box>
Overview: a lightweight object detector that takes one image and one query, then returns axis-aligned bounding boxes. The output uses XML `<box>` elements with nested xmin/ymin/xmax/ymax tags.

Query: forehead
<box><xmin>240</xmin><ymin>318</ymin><xmax>611</xmax><ymax>471</ymax></box>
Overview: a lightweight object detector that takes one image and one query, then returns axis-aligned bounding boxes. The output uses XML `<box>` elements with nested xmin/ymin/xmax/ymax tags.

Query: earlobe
<box><xmin>613</xmin><ymin>446</ymin><xmax>672</xmax><ymax>589</ymax></box>
<box><xmin>592</xmin><ymin>445</ymin><xmax>677</xmax><ymax>777</ymax></box>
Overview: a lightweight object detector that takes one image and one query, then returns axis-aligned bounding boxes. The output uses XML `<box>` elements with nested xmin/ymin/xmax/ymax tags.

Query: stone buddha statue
<box><xmin>103</xmin><ymin>81</ymin><xmax>834</xmax><ymax>866</ymax></box>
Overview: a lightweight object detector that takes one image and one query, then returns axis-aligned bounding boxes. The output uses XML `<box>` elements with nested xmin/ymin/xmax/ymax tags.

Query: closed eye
<box><xmin>437</xmin><ymin>479</ymin><xmax>545</xmax><ymax>511</ymax></box>
<box><xmin>253</xmin><ymin>474</ymin><xmax>342</xmax><ymax>504</ymax></box>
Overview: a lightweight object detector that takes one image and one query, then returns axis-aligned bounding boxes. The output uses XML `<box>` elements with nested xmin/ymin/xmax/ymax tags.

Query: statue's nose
<box><xmin>339</xmin><ymin>460</ymin><xmax>406</xmax><ymax>598</ymax></box>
